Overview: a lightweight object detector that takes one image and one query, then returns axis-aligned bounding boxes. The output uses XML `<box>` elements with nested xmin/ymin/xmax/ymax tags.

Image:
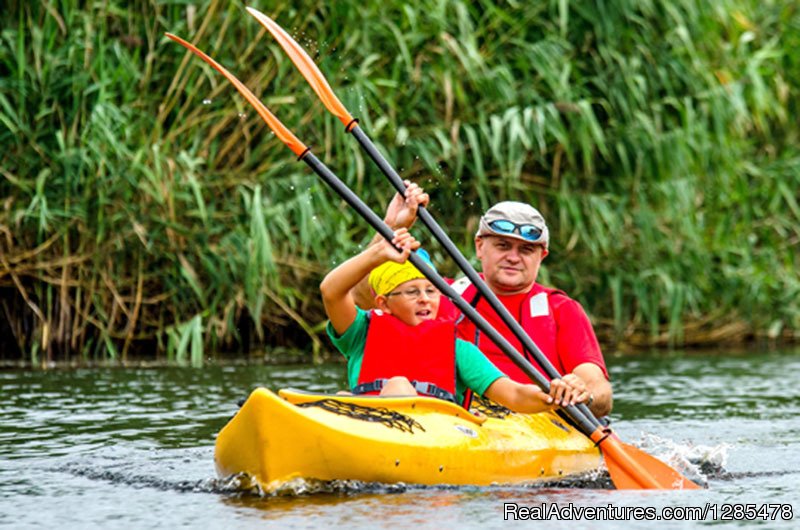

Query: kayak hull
<box><xmin>214</xmin><ymin>388</ymin><xmax>601</xmax><ymax>492</ymax></box>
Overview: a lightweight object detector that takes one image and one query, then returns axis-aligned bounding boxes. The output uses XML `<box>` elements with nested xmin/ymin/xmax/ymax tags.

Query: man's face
<box><xmin>475</xmin><ymin>235</ymin><xmax>545</xmax><ymax>295</ymax></box>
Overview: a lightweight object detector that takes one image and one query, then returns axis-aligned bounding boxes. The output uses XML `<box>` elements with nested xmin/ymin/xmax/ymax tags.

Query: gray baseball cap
<box><xmin>475</xmin><ymin>201</ymin><xmax>549</xmax><ymax>251</ymax></box>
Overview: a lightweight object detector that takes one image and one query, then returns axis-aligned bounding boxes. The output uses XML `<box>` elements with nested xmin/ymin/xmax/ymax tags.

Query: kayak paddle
<box><xmin>247</xmin><ymin>6</ymin><xmax>601</xmax><ymax>409</ymax></box>
<box><xmin>165</xmin><ymin>31</ymin><xmax>700</xmax><ymax>490</ymax></box>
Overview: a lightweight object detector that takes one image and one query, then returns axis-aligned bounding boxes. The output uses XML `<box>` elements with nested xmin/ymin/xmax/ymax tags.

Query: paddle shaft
<box><xmin>301</xmin><ymin>151</ymin><xmax>599</xmax><ymax>437</ymax></box>
<box><xmin>349</xmin><ymin>125</ymin><xmax>602</xmax><ymax>428</ymax></box>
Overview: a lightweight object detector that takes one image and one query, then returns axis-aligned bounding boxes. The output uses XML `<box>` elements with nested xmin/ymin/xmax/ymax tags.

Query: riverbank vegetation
<box><xmin>1</xmin><ymin>0</ymin><xmax>798</xmax><ymax>362</ymax></box>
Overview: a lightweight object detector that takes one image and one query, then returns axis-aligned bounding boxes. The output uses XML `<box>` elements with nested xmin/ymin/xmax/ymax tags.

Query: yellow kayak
<box><xmin>214</xmin><ymin>388</ymin><xmax>602</xmax><ymax>492</ymax></box>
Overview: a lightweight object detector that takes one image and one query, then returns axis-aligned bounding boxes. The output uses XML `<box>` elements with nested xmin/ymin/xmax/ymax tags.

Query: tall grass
<box><xmin>0</xmin><ymin>0</ymin><xmax>798</xmax><ymax>361</ymax></box>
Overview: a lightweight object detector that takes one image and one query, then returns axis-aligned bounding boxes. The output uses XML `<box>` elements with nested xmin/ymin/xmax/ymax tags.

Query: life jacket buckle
<box><xmin>351</xmin><ymin>378</ymin><xmax>389</xmax><ymax>395</ymax></box>
<box><xmin>412</xmin><ymin>381</ymin><xmax>458</xmax><ymax>404</ymax></box>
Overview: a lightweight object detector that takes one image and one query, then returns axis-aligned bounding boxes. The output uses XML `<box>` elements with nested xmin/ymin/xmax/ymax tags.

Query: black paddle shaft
<box><xmin>349</xmin><ymin>125</ymin><xmax>601</xmax><ymax>428</ymax></box>
<box><xmin>301</xmin><ymin>151</ymin><xmax>598</xmax><ymax>437</ymax></box>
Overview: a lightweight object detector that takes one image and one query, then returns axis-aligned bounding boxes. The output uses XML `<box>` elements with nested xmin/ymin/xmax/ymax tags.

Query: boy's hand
<box><xmin>378</xmin><ymin>228</ymin><xmax>420</xmax><ymax>263</ymax></box>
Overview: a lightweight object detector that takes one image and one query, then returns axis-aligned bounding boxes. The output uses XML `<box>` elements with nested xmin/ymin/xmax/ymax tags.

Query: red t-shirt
<box><xmin>438</xmin><ymin>280</ymin><xmax>608</xmax><ymax>384</ymax></box>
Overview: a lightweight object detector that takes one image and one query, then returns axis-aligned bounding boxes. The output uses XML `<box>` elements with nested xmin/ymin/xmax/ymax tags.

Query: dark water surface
<box><xmin>1</xmin><ymin>350</ymin><xmax>798</xmax><ymax>529</ymax></box>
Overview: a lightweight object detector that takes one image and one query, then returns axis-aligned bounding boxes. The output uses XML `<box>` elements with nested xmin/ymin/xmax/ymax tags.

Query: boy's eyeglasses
<box><xmin>487</xmin><ymin>219</ymin><xmax>543</xmax><ymax>242</ymax></box>
<box><xmin>386</xmin><ymin>287</ymin><xmax>441</xmax><ymax>301</ymax></box>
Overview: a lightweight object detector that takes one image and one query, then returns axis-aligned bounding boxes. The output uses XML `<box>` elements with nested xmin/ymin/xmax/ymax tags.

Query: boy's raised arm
<box><xmin>352</xmin><ymin>182</ymin><xmax>429</xmax><ymax>309</ymax></box>
<box><xmin>321</xmin><ymin>229</ymin><xmax>419</xmax><ymax>335</ymax></box>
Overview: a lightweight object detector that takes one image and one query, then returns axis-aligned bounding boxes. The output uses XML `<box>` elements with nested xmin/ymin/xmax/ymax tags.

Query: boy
<box><xmin>320</xmin><ymin>229</ymin><xmax>585</xmax><ymax>412</ymax></box>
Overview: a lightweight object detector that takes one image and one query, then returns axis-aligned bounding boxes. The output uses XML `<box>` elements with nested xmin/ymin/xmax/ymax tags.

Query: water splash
<box><xmin>270</xmin><ymin>478</ymin><xmax>407</xmax><ymax>496</ymax></box>
<box><xmin>221</xmin><ymin>471</ymin><xmax>612</xmax><ymax>498</ymax></box>
<box><xmin>523</xmin><ymin>468</ymin><xmax>613</xmax><ymax>490</ymax></box>
<box><xmin>634</xmin><ymin>432</ymin><xmax>729</xmax><ymax>484</ymax></box>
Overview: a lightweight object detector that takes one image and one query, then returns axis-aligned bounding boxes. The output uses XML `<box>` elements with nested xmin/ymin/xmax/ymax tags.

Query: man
<box><xmin>354</xmin><ymin>187</ymin><xmax>612</xmax><ymax>416</ymax></box>
<box><xmin>438</xmin><ymin>201</ymin><xmax>612</xmax><ymax>417</ymax></box>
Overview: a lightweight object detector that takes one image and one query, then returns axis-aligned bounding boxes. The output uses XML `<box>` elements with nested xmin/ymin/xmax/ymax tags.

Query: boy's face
<box><xmin>376</xmin><ymin>279</ymin><xmax>441</xmax><ymax>326</ymax></box>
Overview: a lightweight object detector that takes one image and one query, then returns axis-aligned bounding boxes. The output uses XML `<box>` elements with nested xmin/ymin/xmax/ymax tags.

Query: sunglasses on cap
<box><xmin>487</xmin><ymin>219</ymin><xmax>543</xmax><ymax>242</ymax></box>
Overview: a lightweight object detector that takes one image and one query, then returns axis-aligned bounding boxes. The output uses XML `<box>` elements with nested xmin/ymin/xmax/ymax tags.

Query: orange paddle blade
<box><xmin>590</xmin><ymin>429</ymin><xmax>702</xmax><ymax>490</ymax></box>
<box><xmin>165</xmin><ymin>33</ymin><xmax>308</xmax><ymax>158</ymax></box>
<box><xmin>246</xmin><ymin>7</ymin><xmax>356</xmax><ymax>130</ymax></box>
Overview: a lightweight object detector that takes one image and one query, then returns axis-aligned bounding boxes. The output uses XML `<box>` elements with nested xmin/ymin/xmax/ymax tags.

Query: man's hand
<box><xmin>546</xmin><ymin>375</ymin><xmax>589</xmax><ymax>407</ymax></box>
<box><xmin>383</xmin><ymin>180</ymin><xmax>429</xmax><ymax>230</ymax></box>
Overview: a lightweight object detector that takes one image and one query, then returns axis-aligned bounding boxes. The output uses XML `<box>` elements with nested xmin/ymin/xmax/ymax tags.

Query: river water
<box><xmin>1</xmin><ymin>349</ymin><xmax>798</xmax><ymax>529</ymax></box>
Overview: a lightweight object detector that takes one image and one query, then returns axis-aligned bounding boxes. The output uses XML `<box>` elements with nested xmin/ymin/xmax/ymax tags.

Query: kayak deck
<box><xmin>214</xmin><ymin>388</ymin><xmax>602</xmax><ymax>492</ymax></box>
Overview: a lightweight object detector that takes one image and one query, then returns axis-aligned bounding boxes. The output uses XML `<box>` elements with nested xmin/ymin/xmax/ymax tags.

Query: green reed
<box><xmin>0</xmin><ymin>0</ymin><xmax>798</xmax><ymax>361</ymax></box>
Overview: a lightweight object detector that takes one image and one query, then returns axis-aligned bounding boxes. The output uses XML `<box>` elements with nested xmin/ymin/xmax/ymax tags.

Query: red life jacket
<box><xmin>453</xmin><ymin>280</ymin><xmax>566</xmax><ymax>383</ymax></box>
<box><xmin>354</xmin><ymin>311</ymin><xmax>458</xmax><ymax>404</ymax></box>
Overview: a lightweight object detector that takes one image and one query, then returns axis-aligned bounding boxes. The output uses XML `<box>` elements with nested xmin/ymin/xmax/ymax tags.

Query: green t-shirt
<box><xmin>326</xmin><ymin>307</ymin><xmax>505</xmax><ymax>403</ymax></box>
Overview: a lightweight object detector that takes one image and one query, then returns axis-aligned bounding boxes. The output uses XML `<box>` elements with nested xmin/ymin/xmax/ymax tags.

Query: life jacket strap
<box><xmin>352</xmin><ymin>378</ymin><xmax>457</xmax><ymax>404</ymax></box>
<box><xmin>352</xmin><ymin>379</ymin><xmax>389</xmax><ymax>395</ymax></box>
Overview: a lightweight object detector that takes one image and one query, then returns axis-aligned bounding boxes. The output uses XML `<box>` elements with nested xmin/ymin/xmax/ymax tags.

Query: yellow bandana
<box><xmin>368</xmin><ymin>249</ymin><xmax>435</xmax><ymax>296</ymax></box>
